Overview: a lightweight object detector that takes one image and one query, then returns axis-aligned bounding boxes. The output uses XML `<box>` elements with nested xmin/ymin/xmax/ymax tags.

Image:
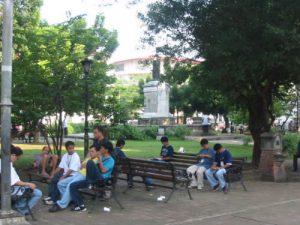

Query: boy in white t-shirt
<box><xmin>0</xmin><ymin>146</ymin><xmax>42</xmax><ymax>215</ymax></box>
<box><xmin>44</xmin><ymin>141</ymin><xmax>81</xmax><ymax>205</ymax></box>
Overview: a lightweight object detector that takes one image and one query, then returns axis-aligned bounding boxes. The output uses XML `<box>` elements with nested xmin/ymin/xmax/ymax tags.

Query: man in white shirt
<box><xmin>44</xmin><ymin>141</ymin><xmax>81</xmax><ymax>205</ymax></box>
<box><xmin>0</xmin><ymin>146</ymin><xmax>42</xmax><ymax>215</ymax></box>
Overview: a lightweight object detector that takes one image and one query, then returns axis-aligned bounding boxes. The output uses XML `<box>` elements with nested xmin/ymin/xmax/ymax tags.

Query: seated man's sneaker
<box><xmin>197</xmin><ymin>185</ymin><xmax>203</xmax><ymax>190</ymax></box>
<box><xmin>188</xmin><ymin>185</ymin><xmax>197</xmax><ymax>189</ymax></box>
<box><xmin>222</xmin><ymin>184</ymin><xmax>228</xmax><ymax>194</ymax></box>
<box><xmin>44</xmin><ymin>199</ymin><xmax>55</xmax><ymax>205</ymax></box>
<box><xmin>213</xmin><ymin>184</ymin><xmax>220</xmax><ymax>191</ymax></box>
<box><xmin>48</xmin><ymin>204</ymin><xmax>62</xmax><ymax>213</ymax></box>
<box><xmin>71</xmin><ymin>205</ymin><xmax>87</xmax><ymax>212</ymax></box>
<box><xmin>43</xmin><ymin>196</ymin><xmax>51</xmax><ymax>201</ymax></box>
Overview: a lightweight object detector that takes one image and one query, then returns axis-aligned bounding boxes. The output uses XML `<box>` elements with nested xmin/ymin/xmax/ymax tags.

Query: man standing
<box><xmin>44</xmin><ymin>141</ymin><xmax>81</xmax><ymax>205</ymax></box>
<box><xmin>205</xmin><ymin>143</ymin><xmax>232</xmax><ymax>194</ymax></box>
<box><xmin>92</xmin><ymin>125</ymin><xmax>108</xmax><ymax>149</ymax></box>
<box><xmin>187</xmin><ymin>139</ymin><xmax>215</xmax><ymax>190</ymax></box>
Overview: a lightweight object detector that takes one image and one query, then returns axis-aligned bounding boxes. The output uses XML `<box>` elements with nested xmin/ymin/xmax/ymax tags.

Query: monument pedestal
<box><xmin>139</xmin><ymin>80</ymin><xmax>174</xmax><ymax>125</ymax></box>
<box><xmin>259</xmin><ymin>133</ymin><xmax>287</xmax><ymax>182</ymax></box>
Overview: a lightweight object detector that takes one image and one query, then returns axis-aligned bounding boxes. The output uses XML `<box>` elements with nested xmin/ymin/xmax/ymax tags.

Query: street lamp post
<box><xmin>81</xmin><ymin>58</ymin><xmax>93</xmax><ymax>157</ymax></box>
<box><xmin>1</xmin><ymin>0</ymin><xmax>14</xmax><ymax>215</ymax></box>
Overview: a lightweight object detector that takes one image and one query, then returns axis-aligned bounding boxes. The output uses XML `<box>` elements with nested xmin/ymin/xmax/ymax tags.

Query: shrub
<box><xmin>166</xmin><ymin>125</ymin><xmax>192</xmax><ymax>139</ymax></box>
<box><xmin>108</xmin><ymin>125</ymin><xmax>145</xmax><ymax>140</ymax></box>
<box><xmin>282</xmin><ymin>133</ymin><xmax>300</xmax><ymax>156</ymax></box>
<box><xmin>243</xmin><ymin>136</ymin><xmax>252</xmax><ymax>146</ymax></box>
<box><xmin>142</xmin><ymin>126</ymin><xmax>159</xmax><ymax>139</ymax></box>
<box><xmin>67</xmin><ymin>124</ymin><xmax>75</xmax><ymax>135</ymax></box>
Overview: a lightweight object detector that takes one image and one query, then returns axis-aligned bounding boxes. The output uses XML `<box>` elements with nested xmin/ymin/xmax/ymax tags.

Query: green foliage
<box><xmin>243</xmin><ymin>136</ymin><xmax>252</xmax><ymax>147</ymax></box>
<box><xmin>142</xmin><ymin>126</ymin><xmax>159</xmax><ymax>139</ymax></box>
<box><xmin>141</xmin><ymin>0</ymin><xmax>300</xmax><ymax>166</ymax></box>
<box><xmin>166</xmin><ymin>125</ymin><xmax>192</xmax><ymax>139</ymax></box>
<box><xmin>6</xmin><ymin>1</ymin><xmax>118</xmax><ymax>155</ymax></box>
<box><xmin>109</xmin><ymin>125</ymin><xmax>145</xmax><ymax>140</ymax></box>
<box><xmin>282</xmin><ymin>133</ymin><xmax>300</xmax><ymax>156</ymax></box>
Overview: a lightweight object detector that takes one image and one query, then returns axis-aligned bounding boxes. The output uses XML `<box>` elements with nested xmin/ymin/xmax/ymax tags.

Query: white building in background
<box><xmin>109</xmin><ymin>56</ymin><xmax>201</xmax><ymax>84</ymax></box>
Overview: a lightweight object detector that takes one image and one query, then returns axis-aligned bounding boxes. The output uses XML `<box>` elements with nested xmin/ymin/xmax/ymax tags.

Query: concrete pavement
<box><xmin>28</xmin><ymin>178</ymin><xmax>300</xmax><ymax>225</ymax></box>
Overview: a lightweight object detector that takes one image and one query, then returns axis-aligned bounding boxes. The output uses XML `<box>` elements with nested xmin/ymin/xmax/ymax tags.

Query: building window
<box><xmin>115</xmin><ymin>64</ymin><xmax>124</xmax><ymax>72</ymax></box>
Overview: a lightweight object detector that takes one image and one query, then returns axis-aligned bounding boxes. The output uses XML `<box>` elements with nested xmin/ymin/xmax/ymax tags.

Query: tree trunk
<box><xmin>33</xmin><ymin>127</ymin><xmax>40</xmax><ymax>144</ymax></box>
<box><xmin>248</xmin><ymin>95</ymin><xmax>273</xmax><ymax>168</ymax></box>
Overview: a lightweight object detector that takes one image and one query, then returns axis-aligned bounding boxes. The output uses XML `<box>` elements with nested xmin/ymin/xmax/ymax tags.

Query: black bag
<box><xmin>11</xmin><ymin>186</ymin><xmax>33</xmax><ymax>201</ymax></box>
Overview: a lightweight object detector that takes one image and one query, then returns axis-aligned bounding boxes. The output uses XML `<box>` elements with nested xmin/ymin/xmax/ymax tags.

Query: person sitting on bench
<box><xmin>112</xmin><ymin>138</ymin><xmax>126</xmax><ymax>159</ymax></box>
<box><xmin>32</xmin><ymin>145</ymin><xmax>59</xmax><ymax>179</ymax></box>
<box><xmin>69</xmin><ymin>141</ymin><xmax>115</xmax><ymax>212</ymax></box>
<box><xmin>187</xmin><ymin>139</ymin><xmax>215</xmax><ymax>190</ymax></box>
<box><xmin>154</xmin><ymin>136</ymin><xmax>174</xmax><ymax>161</ymax></box>
<box><xmin>205</xmin><ymin>143</ymin><xmax>232</xmax><ymax>194</ymax></box>
<box><xmin>48</xmin><ymin>145</ymin><xmax>100</xmax><ymax>212</ymax></box>
<box><xmin>0</xmin><ymin>145</ymin><xmax>42</xmax><ymax>215</ymax></box>
<box><xmin>44</xmin><ymin>141</ymin><xmax>81</xmax><ymax>205</ymax></box>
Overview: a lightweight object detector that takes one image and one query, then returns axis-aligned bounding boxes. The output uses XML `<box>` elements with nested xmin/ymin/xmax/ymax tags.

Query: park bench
<box><xmin>78</xmin><ymin>166</ymin><xmax>124</xmax><ymax>212</ymax></box>
<box><xmin>170</xmin><ymin>152</ymin><xmax>248</xmax><ymax>191</ymax></box>
<box><xmin>117</xmin><ymin>157</ymin><xmax>193</xmax><ymax>203</ymax></box>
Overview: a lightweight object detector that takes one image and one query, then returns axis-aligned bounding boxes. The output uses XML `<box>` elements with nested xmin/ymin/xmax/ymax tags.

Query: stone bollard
<box><xmin>258</xmin><ymin>132</ymin><xmax>287</xmax><ymax>182</ymax></box>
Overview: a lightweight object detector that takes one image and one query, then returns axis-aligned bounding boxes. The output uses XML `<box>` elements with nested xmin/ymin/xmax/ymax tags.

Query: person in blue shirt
<box><xmin>187</xmin><ymin>139</ymin><xmax>215</xmax><ymax>190</ymax></box>
<box><xmin>69</xmin><ymin>141</ymin><xmax>115</xmax><ymax>212</ymax></box>
<box><xmin>160</xmin><ymin>136</ymin><xmax>174</xmax><ymax>161</ymax></box>
<box><xmin>113</xmin><ymin>138</ymin><xmax>127</xmax><ymax>159</ymax></box>
<box><xmin>205</xmin><ymin>143</ymin><xmax>232</xmax><ymax>194</ymax></box>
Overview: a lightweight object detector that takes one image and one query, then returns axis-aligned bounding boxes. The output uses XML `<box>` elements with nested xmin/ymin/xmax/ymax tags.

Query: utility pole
<box><xmin>1</xmin><ymin>0</ymin><xmax>14</xmax><ymax>214</ymax></box>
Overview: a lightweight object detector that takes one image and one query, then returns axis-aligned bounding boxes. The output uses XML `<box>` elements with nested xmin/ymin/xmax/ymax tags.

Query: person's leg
<box><xmin>57</xmin><ymin>176</ymin><xmax>75</xmax><ymax>195</ymax></box>
<box><xmin>14</xmin><ymin>189</ymin><xmax>42</xmax><ymax>215</ymax></box>
<box><xmin>50</xmin><ymin>155</ymin><xmax>59</xmax><ymax>176</ymax></box>
<box><xmin>187</xmin><ymin>165</ymin><xmax>198</xmax><ymax>187</ymax></box>
<box><xmin>70</xmin><ymin>180</ymin><xmax>90</xmax><ymax>207</ymax></box>
<box><xmin>41</xmin><ymin>155</ymin><xmax>50</xmax><ymax>178</ymax></box>
<box><xmin>86</xmin><ymin>160</ymin><xmax>103</xmax><ymax>183</ymax></box>
<box><xmin>143</xmin><ymin>177</ymin><xmax>152</xmax><ymax>186</ymax></box>
<box><xmin>57</xmin><ymin>174</ymin><xmax>85</xmax><ymax>209</ymax></box>
<box><xmin>205</xmin><ymin>169</ymin><xmax>219</xmax><ymax>188</ymax></box>
<box><xmin>215</xmin><ymin>168</ymin><xmax>227</xmax><ymax>188</ymax></box>
<box><xmin>48</xmin><ymin>172</ymin><xmax>63</xmax><ymax>201</ymax></box>
<box><xmin>195</xmin><ymin>166</ymin><xmax>206</xmax><ymax>189</ymax></box>
<box><xmin>27</xmin><ymin>189</ymin><xmax>42</xmax><ymax>210</ymax></box>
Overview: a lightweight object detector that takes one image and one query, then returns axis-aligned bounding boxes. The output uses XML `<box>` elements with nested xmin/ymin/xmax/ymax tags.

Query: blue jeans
<box><xmin>14</xmin><ymin>189</ymin><xmax>42</xmax><ymax>215</ymax></box>
<box><xmin>48</xmin><ymin>171</ymin><xmax>63</xmax><ymax>202</ymax></box>
<box><xmin>56</xmin><ymin>173</ymin><xmax>85</xmax><ymax>209</ymax></box>
<box><xmin>205</xmin><ymin>168</ymin><xmax>227</xmax><ymax>188</ymax></box>
<box><xmin>70</xmin><ymin>160</ymin><xmax>104</xmax><ymax>207</ymax></box>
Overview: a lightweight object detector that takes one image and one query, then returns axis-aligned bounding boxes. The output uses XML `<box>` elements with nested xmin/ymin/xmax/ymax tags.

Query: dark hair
<box><xmin>90</xmin><ymin>145</ymin><xmax>101</xmax><ymax>151</ymax></box>
<box><xmin>214</xmin><ymin>143</ymin><xmax>223</xmax><ymax>151</ymax></box>
<box><xmin>93</xmin><ymin>125</ymin><xmax>105</xmax><ymax>134</ymax></box>
<box><xmin>200</xmin><ymin>138</ymin><xmax>209</xmax><ymax>146</ymax></box>
<box><xmin>102</xmin><ymin>141</ymin><xmax>114</xmax><ymax>154</ymax></box>
<box><xmin>11</xmin><ymin>145</ymin><xmax>23</xmax><ymax>156</ymax></box>
<box><xmin>116</xmin><ymin>138</ymin><xmax>125</xmax><ymax>147</ymax></box>
<box><xmin>65</xmin><ymin>141</ymin><xmax>75</xmax><ymax>148</ymax></box>
<box><xmin>160</xmin><ymin>136</ymin><xmax>169</xmax><ymax>142</ymax></box>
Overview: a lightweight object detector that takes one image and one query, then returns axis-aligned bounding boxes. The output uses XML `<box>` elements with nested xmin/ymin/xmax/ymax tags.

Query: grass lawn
<box><xmin>13</xmin><ymin>139</ymin><xmax>253</xmax><ymax>169</ymax></box>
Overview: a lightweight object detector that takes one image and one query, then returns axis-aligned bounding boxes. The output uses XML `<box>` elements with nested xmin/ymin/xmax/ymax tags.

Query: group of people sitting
<box><xmin>3</xmin><ymin>125</ymin><xmax>233</xmax><ymax>217</ymax></box>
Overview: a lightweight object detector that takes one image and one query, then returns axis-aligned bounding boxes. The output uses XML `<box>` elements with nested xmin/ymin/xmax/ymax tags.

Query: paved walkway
<box><xmin>28</xmin><ymin>177</ymin><xmax>300</xmax><ymax>225</ymax></box>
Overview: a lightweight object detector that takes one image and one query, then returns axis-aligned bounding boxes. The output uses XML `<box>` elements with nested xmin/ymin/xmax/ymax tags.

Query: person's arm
<box><xmin>60</xmin><ymin>169</ymin><xmax>74</xmax><ymax>180</ymax></box>
<box><xmin>50</xmin><ymin>166</ymin><xmax>62</xmax><ymax>178</ymax></box>
<box><xmin>97</xmin><ymin>155</ymin><xmax>108</xmax><ymax>173</ymax></box>
<box><xmin>223</xmin><ymin>151</ymin><xmax>232</xmax><ymax>169</ymax></box>
<box><xmin>14</xmin><ymin>180</ymin><xmax>36</xmax><ymax>190</ymax></box>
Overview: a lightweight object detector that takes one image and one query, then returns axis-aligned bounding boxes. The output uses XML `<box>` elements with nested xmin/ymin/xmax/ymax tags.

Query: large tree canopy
<box><xmin>141</xmin><ymin>0</ymin><xmax>300</xmax><ymax>166</ymax></box>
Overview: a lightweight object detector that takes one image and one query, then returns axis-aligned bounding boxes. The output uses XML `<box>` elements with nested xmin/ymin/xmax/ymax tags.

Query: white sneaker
<box><xmin>44</xmin><ymin>200</ymin><xmax>55</xmax><ymax>205</ymax></box>
<box><xmin>43</xmin><ymin>196</ymin><xmax>51</xmax><ymax>201</ymax></box>
<box><xmin>197</xmin><ymin>186</ymin><xmax>203</xmax><ymax>190</ymax></box>
<box><xmin>188</xmin><ymin>185</ymin><xmax>197</xmax><ymax>189</ymax></box>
